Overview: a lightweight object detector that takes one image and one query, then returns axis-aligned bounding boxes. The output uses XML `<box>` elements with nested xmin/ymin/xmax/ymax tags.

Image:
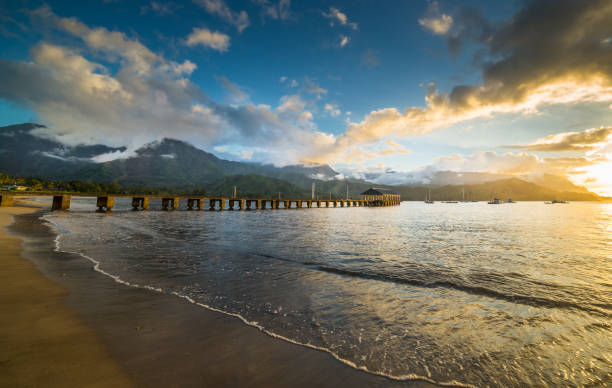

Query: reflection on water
<box><xmin>43</xmin><ymin>199</ymin><xmax>612</xmax><ymax>387</ymax></box>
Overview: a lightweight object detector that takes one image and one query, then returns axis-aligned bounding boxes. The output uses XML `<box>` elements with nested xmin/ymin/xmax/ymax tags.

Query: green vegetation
<box><xmin>206</xmin><ymin>174</ymin><xmax>309</xmax><ymax>198</ymax></box>
<box><xmin>2</xmin><ymin>172</ymin><xmax>604</xmax><ymax>201</ymax></box>
<box><xmin>392</xmin><ymin>178</ymin><xmax>601</xmax><ymax>201</ymax></box>
<box><xmin>0</xmin><ymin>173</ymin><xmax>203</xmax><ymax>195</ymax></box>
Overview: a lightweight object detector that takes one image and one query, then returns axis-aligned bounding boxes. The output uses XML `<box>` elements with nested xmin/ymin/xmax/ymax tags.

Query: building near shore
<box><xmin>1</xmin><ymin>185</ymin><xmax>28</xmax><ymax>191</ymax></box>
<box><xmin>360</xmin><ymin>188</ymin><xmax>401</xmax><ymax>206</ymax></box>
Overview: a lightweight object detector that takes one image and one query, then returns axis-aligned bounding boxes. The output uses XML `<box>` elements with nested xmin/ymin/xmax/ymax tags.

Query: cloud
<box><xmin>322</xmin><ymin>7</ymin><xmax>358</xmax><ymax>30</ymax></box>
<box><xmin>186</xmin><ymin>27</ymin><xmax>230</xmax><ymax>52</ymax></box>
<box><xmin>254</xmin><ymin>0</ymin><xmax>291</xmax><ymax>21</ymax></box>
<box><xmin>239</xmin><ymin>150</ymin><xmax>253</xmax><ymax>159</ymax></box>
<box><xmin>361</xmin><ymin>49</ymin><xmax>380</xmax><ymax>68</ymax></box>
<box><xmin>290</xmin><ymin>79</ymin><xmax>298</xmax><ymax>87</ymax></box>
<box><xmin>303</xmin><ymin>78</ymin><xmax>327</xmax><ymax>97</ymax></box>
<box><xmin>346</xmin><ymin>124</ymin><xmax>612</xmax><ymax>195</ymax></box>
<box><xmin>419</xmin><ymin>1</ymin><xmax>453</xmax><ymax>35</ymax></box>
<box><xmin>344</xmin><ymin>150</ymin><xmax>595</xmax><ymax>186</ymax></box>
<box><xmin>379</xmin><ymin>139</ymin><xmax>412</xmax><ymax>156</ymax></box>
<box><xmin>0</xmin><ymin>12</ymin><xmax>29</xmax><ymax>39</ymax></box>
<box><xmin>215</xmin><ymin>76</ymin><xmax>248</xmax><ymax>103</ymax></box>
<box><xmin>140</xmin><ymin>1</ymin><xmax>179</xmax><ymax>15</ymax></box>
<box><xmin>506</xmin><ymin>127</ymin><xmax>612</xmax><ymax>152</ymax></box>
<box><xmin>194</xmin><ymin>0</ymin><xmax>250</xmax><ymax>32</ymax></box>
<box><xmin>279</xmin><ymin>76</ymin><xmax>287</xmax><ymax>83</ymax></box>
<box><xmin>31</xmin><ymin>5</ymin><xmax>161</xmax><ymax>75</ymax></box>
<box><xmin>303</xmin><ymin>0</ymin><xmax>612</xmax><ymax>164</ymax></box>
<box><xmin>424</xmin><ymin>150</ymin><xmax>612</xmax><ymax>194</ymax></box>
<box><xmin>324</xmin><ymin>103</ymin><xmax>341</xmax><ymax>117</ymax></box>
<box><xmin>0</xmin><ymin>7</ymin><xmax>336</xmax><ymax>166</ymax></box>
<box><xmin>339</xmin><ymin>35</ymin><xmax>349</xmax><ymax>47</ymax></box>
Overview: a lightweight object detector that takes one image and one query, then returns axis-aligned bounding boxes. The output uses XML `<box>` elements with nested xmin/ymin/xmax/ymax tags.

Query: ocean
<box><xmin>41</xmin><ymin>199</ymin><xmax>612</xmax><ymax>387</ymax></box>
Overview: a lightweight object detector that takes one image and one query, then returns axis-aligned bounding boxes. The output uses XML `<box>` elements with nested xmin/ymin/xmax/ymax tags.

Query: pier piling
<box><xmin>0</xmin><ymin>194</ymin><xmax>14</xmax><ymax>207</ymax></box>
<box><xmin>52</xmin><ymin>195</ymin><xmax>71</xmax><ymax>211</ymax></box>
<box><xmin>187</xmin><ymin>198</ymin><xmax>204</xmax><ymax>210</ymax></box>
<box><xmin>161</xmin><ymin>197</ymin><xmax>179</xmax><ymax>211</ymax></box>
<box><xmin>96</xmin><ymin>196</ymin><xmax>114</xmax><ymax>211</ymax></box>
<box><xmin>132</xmin><ymin>197</ymin><xmax>150</xmax><ymax>210</ymax></box>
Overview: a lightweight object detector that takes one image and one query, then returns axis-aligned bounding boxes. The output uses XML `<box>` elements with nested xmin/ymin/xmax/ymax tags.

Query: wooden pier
<box><xmin>0</xmin><ymin>192</ymin><xmax>400</xmax><ymax>211</ymax></box>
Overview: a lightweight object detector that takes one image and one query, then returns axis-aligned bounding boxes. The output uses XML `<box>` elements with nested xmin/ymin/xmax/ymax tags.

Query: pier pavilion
<box><xmin>360</xmin><ymin>188</ymin><xmax>401</xmax><ymax>206</ymax></box>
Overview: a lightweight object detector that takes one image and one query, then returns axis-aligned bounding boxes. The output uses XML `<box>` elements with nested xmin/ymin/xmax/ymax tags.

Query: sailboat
<box><xmin>460</xmin><ymin>187</ymin><xmax>469</xmax><ymax>203</ymax></box>
<box><xmin>487</xmin><ymin>192</ymin><xmax>502</xmax><ymax>204</ymax></box>
<box><xmin>425</xmin><ymin>188</ymin><xmax>434</xmax><ymax>204</ymax></box>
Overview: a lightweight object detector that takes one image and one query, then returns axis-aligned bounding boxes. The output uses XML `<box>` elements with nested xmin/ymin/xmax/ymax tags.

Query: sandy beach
<box><xmin>1</xmin><ymin>203</ymin><xmax>434</xmax><ymax>388</ymax></box>
<box><xmin>0</xmin><ymin>204</ymin><xmax>133</xmax><ymax>387</ymax></box>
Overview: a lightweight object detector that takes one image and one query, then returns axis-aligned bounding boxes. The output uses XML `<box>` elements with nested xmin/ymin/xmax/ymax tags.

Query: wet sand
<box><xmin>2</xmin><ymin>203</ymin><xmax>436</xmax><ymax>388</ymax></box>
<box><xmin>0</xmin><ymin>205</ymin><xmax>133</xmax><ymax>387</ymax></box>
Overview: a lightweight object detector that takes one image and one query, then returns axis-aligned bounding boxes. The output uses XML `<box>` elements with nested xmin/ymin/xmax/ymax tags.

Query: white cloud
<box><xmin>239</xmin><ymin>150</ymin><xmax>253</xmax><ymax>159</ymax></box>
<box><xmin>279</xmin><ymin>76</ymin><xmax>287</xmax><ymax>83</ymax></box>
<box><xmin>378</xmin><ymin>139</ymin><xmax>412</xmax><ymax>156</ymax></box>
<box><xmin>277</xmin><ymin>94</ymin><xmax>307</xmax><ymax>113</ymax></box>
<box><xmin>141</xmin><ymin>1</ymin><xmax>178</xmax><ymax>16</ymax></box>
<box><xmin>0</xmin><ymin>7</ymin><xmax>337</xmax><ymax>166</ymax></box>
<box><xmin>215</xmin><ymin>75</ymin><xmax>248</xmax><ymax>103</ymax></box>
<box><xmin>194</xmin><ymin>0</ymin><xmax>250</xmax><ymax>32</ymax></box>
<box><xmin>254</xmin><ymin>0</ymin><xmax>291</xmax><ymax>21</ymax></box>
<box><xmin>339</xmin><ymin>35</ymin><xmax>349</xmax><ymax>47</ymax></box>
<box><xmin>419</xmin><ymin>14</ymin><xmax>452</xmax><ymax>35</ymax></box>
<box><xmin>172</xmin><ymin>60</ymin><xmax>197</xmax><ymax>75</ymax></box>
<box><xmin>304</xmin><ymin>77</ymin><xmax>327</xmax><ymax>97</ymax></box>
<box><xmin>303</xmin><ymin>0</ymin><xmax>612</xmax><ymax>165</ymax></box>
<box><xmin>418</xmin><ymin>1</ymin><xmax>453</xmax><ymax>35</ymax></box>
<box><xmin>323</xmin><ymin>7</ymin><xmax>358</xmax><ymax>30</ymax></box>
<box><xmin>290</xmin><ymin>79</ymin><xmax>298</xmax><ymax>87</ymax></box>
<box><xmin>186</xmin><ymin>27</ymin><xmax>230</xmax><ymax>52</ymax></box>
<box><xmin>324</xmin><ymin>103</ymin><xmax>341</xmax><ymax>117</ymax></box>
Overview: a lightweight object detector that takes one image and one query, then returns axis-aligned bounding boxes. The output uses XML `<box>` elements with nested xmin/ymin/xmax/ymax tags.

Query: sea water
<box><xmin>42</xmin><ymin>199</ymin><xmax>612</xmax><ymax>387</ymax></box>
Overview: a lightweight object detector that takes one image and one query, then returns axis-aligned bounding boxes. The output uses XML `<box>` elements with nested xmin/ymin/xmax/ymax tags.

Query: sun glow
<box><xmin>581</xmin><ymin>160</ymin><xmax>612</xmax><ymax>197</ymax></box>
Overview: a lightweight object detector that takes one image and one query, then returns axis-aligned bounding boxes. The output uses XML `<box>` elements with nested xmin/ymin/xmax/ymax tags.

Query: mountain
<box><xmin>206</xmin><ymin>174</ymin><xmax>310</xmax><ymax>198</ymax></box>
<box><xmin>391</xmin><ymin>178</ymin><xmax>600</xmax><ymax>201</ymax></box>
<box><xmin>524</xmin><ymin>173</ymin><xmax>591</xmax><ymax>194</ymax></box>
<box><xmin>0</xmin><ymin>123</ymin><xmax>340</xmax><ymax>189</ymax></box>
<box><xmin>0</xmin><ymin>123</ymin><xmax>602</xmax><ymax>201</ymax></box>
<box><xmin>0</xmin><ymin>123</ymin><xmax>126</xmax><ymax>178</ymax></box>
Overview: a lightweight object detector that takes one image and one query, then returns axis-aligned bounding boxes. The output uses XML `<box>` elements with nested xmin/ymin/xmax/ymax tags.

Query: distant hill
<box><xmin>393</xmin><ymin>178</ymin><xmax>600</xmax><ymax>201</ymax></box>
<box><xmin>205</xmin><ymin>174</ymin><xmax>310</xmax><ymax>198</ymax></box>
<box><xmin>524</xmin><ymin>173</ymin><xmax>591</xmax><ymax>194</ymax></box>
<box><xmin>0</xmin><ymin>123</ymin><xmax>603</xmax><ymax>201</ymax></box>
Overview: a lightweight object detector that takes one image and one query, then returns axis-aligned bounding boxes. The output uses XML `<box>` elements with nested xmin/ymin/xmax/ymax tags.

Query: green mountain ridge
<box><xmin>0</xmin><ymin>123</ymin><xmax>604</xmax><ymax>201</ymax></box>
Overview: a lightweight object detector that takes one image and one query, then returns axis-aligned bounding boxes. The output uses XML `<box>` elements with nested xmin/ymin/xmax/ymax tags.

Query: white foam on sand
<box><xmin>41</xmin><ymin>214</ymin><xmax>477</xmax><ymax>388</ymax></box>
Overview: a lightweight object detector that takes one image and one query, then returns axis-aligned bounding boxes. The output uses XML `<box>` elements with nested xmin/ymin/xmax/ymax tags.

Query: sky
<box><xmin>1</xmin><ymin>0</ymin><xmax>612</xmax><ymax>195</ymax></box>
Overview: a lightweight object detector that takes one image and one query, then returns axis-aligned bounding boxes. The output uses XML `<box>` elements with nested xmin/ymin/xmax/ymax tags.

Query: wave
<box><xmin>313</xmin><ymin>265</ymin><xmax>609</xmax><ymax>317</ymax></box>
<box><xmin>40</xmin><ymin>215</ymin><xmax>477</xmax><ymax>388</ymax></box>
<box><xmin>247</xmin><ymin>252</ymin><xmax>609</xmax><ymax>317</ymax></box>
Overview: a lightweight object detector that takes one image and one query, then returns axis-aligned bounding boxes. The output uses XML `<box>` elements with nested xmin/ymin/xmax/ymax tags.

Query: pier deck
<box><xmin>0</xmin><ymin>192</ymin><xmax>400</xmax><ymax>211</ymax></box>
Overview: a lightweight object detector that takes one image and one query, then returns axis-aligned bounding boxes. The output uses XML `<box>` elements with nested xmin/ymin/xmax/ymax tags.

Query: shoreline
<box><xmin>3</xmin><ymin>204</ymin><xmax>437</xmax><ymax>388</ymax></box>
<box><xmin>0</xmin><ymin>204</ymin><xmax>133</xmax><ymax>387</ymax></box>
